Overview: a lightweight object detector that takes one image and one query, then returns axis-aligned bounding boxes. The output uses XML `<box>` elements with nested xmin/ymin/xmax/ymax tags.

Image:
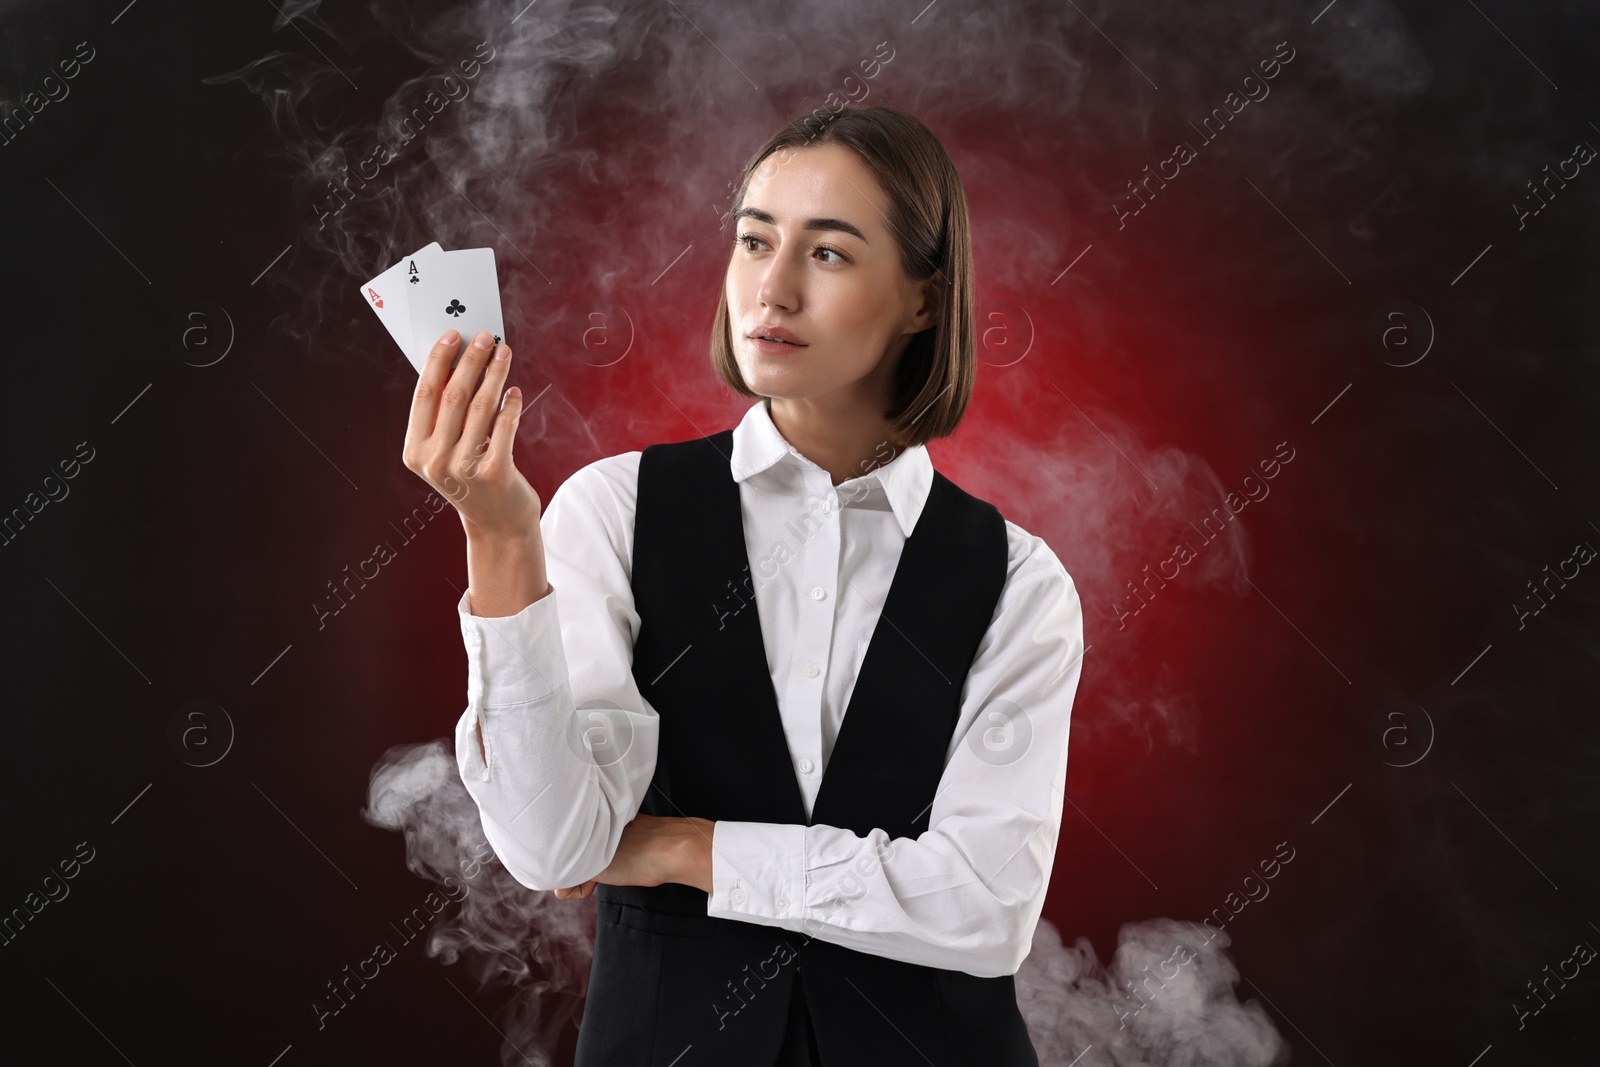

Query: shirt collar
<box><xmin>729</xmin><ymin>399</ymin><xmax>933</xmax><ymax>538</ymax></box>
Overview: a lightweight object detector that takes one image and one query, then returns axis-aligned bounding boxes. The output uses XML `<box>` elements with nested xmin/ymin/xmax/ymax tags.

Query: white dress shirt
<box><xmin>453</xmin><ymin>399</ymin><xmax>1085</xmax><ymax>978</ymax></box>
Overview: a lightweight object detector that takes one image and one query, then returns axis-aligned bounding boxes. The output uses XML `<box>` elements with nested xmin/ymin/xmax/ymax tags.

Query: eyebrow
<box><xmin>731</xmin><ymin>206</ymin><xmax>869</xmax><ymax>244</ymax></box>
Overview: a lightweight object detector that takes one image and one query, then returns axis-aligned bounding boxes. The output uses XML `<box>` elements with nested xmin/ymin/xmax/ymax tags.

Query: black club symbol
<box><xmin>444</xmin><ymin>299</ymin><xmax>467</xmax><ymax>317</ymax></box>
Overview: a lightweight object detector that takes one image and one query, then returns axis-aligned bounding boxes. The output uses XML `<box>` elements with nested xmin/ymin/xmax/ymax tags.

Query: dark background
<box><xmin>2</xmin><ymin>0</ymin><xmax>1597</xmax><ymax>1063</ymax></box>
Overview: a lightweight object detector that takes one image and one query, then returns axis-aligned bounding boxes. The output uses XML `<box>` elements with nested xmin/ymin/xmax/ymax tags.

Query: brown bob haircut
<box><xmin>709</xmin><ymin>104</ymin><xmax>975</xmax><ymax>448</ymax></box>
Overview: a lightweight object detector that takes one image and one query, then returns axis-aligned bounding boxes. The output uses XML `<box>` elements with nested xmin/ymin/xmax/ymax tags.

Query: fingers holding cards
<box><xmin>458</xmin><ymin>336</ymin><xmax>518</xmax><ymax>472</ymax></box>
<box><xmin>402</xmin><ymin>331</ymin><xmax>519</xmax><ymax>491</ymax></box>
<box><xmin>419</xmin><ymin>327</ymin><xmax>463</xmax><ymax>388</ymax></box>
<box><xmin>411</xmin><ymin>329</ymin><xmax>507</xmax><ymax>453</ymax></box>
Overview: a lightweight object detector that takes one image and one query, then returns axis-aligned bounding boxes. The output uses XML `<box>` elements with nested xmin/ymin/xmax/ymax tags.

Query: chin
<box><xmin>738</xmin><ymin>360</ymin><xmax>803</xmax><ymax>394</ymax></box>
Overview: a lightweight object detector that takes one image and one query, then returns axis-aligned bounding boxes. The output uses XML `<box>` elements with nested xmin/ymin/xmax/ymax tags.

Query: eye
<box><xmin>733</xmin><ymin>232</ymin><xmax>850</xmax><ymax>264</ymax></box>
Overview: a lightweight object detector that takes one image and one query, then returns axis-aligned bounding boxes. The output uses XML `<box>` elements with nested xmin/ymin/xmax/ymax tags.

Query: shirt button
<box><xmin>729</xmin><ymin>886</ymin><xmax>746</xmax><ymax>904</ymax></box>
<box><xmin>811</xmin><ymin>587</ymin><xmax>826</xmax><ymax>601</ymax></box>
<box><xmin>798</xmin><ymin>758</ymin><xmax>814</xmax><ymax>774</ymax></box>
<box><xmin>820</xmin><ymin>499</ymin><xmax>832</xmax><ymax>514</ymax></box>
<box><xmin>805</xmin><ymin>664</ymin><xmax>819</xmax><ymax>678</ymax></box>
<box><xmin>776</xmin><ymin>897</ymin><xmax>789</xmax><ymax>910</ymax></box>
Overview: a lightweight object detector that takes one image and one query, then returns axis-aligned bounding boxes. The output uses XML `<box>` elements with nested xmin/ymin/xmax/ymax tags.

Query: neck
<box><xmin>766</xmin><ymin>395</ymin><xmax>905</xmax><ymax>486</ymax></box>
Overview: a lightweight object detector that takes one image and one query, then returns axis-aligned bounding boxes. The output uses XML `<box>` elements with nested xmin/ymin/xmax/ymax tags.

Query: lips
<box><xmin>747</xmin><ymin>333</ymin><xmax>805</xmax><ymax>354</ymax></box>
<box><xmin>747</xmin><ymin>325</ymin><xmax>807</xmax><ymax>346</ymax></box>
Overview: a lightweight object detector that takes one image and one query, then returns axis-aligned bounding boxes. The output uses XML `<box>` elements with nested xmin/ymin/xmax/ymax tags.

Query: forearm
<box><xmin>456</xmin><ymin>689</ymin><xmax>662</xmax><ymax>891</ymax></box>
<box><xmin>706</xmin><ymin>819</ymin><xmax>1054</xmax><ymax>977</ymax></box>
<box><xmin>453</xmin><ymin>575</ymin><xmax>661</xmax><ymax>892</ymax></box>
<box><xmin>674</xmin><ymin>817</ymin><xmax>715</xmax><ymax>892</ymax></box>
<box><xmin>463</xmin><ymin>527</ymin><xmax>551</xmax><ymax>764</ymax></box>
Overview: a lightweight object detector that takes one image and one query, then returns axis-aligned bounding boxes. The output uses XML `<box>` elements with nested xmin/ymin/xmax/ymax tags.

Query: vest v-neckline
<box><xmin>718</xmin><ymin>431</ymin><xmax>957</xmax><ymax>830</ymax></box>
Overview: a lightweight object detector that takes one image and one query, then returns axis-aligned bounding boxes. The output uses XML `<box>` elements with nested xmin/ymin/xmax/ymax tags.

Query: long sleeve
<box><xmin>704</xmin><ymin>523</ymin><xmax>1085</xmax><ymax>978</ymax></box>
<box><xmin>453</xmin><ymin>452</ymin><xmax>659</xmax><ymax>891</ymax></box>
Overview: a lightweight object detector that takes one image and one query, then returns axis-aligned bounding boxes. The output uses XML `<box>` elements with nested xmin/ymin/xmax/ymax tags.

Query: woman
<box><xmin>404</xmin><ymin>105</ymin><xmax>1085</xmax><ymax>1066</ymax></box>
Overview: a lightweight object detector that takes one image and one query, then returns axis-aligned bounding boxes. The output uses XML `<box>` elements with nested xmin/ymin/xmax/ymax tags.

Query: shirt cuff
<box><xmin>706</xmin><ymin>821</ymin><xmax>807</xmax><ymax>926</ymax></box>
<box><xmin>457</xmin><ymin>585</ymin><xmax>569</xmax><ymax>709</ymax></box>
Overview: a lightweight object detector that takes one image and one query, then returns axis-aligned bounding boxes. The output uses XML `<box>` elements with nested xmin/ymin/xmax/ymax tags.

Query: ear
<box><xmin>906</xmin><ymin>271</ymin><xmax>944</xmax><ymax>334</ymax></box>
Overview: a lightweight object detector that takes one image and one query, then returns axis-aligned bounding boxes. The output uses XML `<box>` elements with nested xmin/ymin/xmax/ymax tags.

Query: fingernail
<box><xmin>494</xmin><ymin>344</ymin><xmax>509</xmax><ymax>360</ymax></box>
<box><xmin>473</xmin><ymin>332</ymin><xmax>493</xmax><ymax>349</ymax></box>
<box><xmin>439</xmin><ymin>329</ymin><xmax>458</xmax><ymax>345</ymax></box>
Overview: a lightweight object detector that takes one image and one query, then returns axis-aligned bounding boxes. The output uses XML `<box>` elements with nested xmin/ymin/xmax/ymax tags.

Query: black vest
<box><xmin>574</xmin><ymin>428</ymin><xmax>1038</xmax><ymax>1066</ymax></box>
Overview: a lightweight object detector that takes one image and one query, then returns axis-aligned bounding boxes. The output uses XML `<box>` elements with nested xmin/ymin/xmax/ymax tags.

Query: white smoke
<box><xmin>1017</xmin><ymin>918</ymin><xmax>1286</xmax><ymax>1066</ymax></box>
<box><xmin>363</xmin><ymin>742</ymin><xmax>1291</xmax><ymax>1065</ymax></box>
<box><xmin>363</xmin><ymin>740</ymin><xmax>594</xmax><ymax>1067</ymax></box>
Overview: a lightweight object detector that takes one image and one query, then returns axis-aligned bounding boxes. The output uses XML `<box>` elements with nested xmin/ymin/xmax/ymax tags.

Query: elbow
<box><xmin>501</xmin><ymin>863</ymin><xmax>554</xmax><ymax>894</ymax></box>
<box><xmin>963</xmin><ymin>900</ymin><xmax>1038</xmax><ymax>977</ymax></box>
<box><xmin>967</xmin><ymin>860</ymin><xmax>1049</xmax><ymax>977</ymax></box>
<box><xmin>952</xmin><ymin>910</ymin><xmax>1038</xmax><ymax>978</ymax></box>
<box><xmin>998</xmin><ymin>866</ymin><xmax>1052</xmax><ymax>975</ymax></box>
<box><xmin>478</xmin><ymin>811</ymin><xmax>608</xmax><ymax>893</ymax></box>
<box><xmin>488</xmin><ymin>843</ymin><xmax>602</xmax><ymax>894</ymax></box>
<box><xmin>998</xmin><ymin>915</ymin><xmax>1036</xmax><ymax>976</ymax></box>
<box><xmin>482</xmin><ymin>834</ymin><xmax>559</xmax><ymax>892</ymax></box>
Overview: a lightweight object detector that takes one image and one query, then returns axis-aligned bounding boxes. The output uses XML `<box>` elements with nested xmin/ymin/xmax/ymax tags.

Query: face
<box><xmin>725</xmin><ymin>143</ymin><xmax>938</xmax><ymax>408</ymax></box>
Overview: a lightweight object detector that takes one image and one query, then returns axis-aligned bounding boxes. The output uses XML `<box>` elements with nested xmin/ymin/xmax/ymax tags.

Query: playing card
<box><xmin>358</xmin><ymin>241</ymin><xmax>440</xmax><ymax>358</ymax></box>
<box><xmin>404</xmin><ymin>247</ymin><xmax>506</xmax><ymax>374</ymax></box>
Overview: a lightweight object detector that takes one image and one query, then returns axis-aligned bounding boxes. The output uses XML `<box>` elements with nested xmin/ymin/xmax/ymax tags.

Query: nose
<box><xmin>756</xmin><ymin>269</ymin><xmax>796</xmax><ymax>310</ymax></box>
<box><xmin>755</xmin><ymin>246</ymin><xmax>800</xmax><ymax>311</ymax></box>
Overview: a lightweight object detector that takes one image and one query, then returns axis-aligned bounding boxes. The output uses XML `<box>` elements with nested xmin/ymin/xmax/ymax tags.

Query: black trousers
<box><xmin>771</xmin><ymin>969</ymin><xmax>822</xmax><ymax>1067</ymax></box>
